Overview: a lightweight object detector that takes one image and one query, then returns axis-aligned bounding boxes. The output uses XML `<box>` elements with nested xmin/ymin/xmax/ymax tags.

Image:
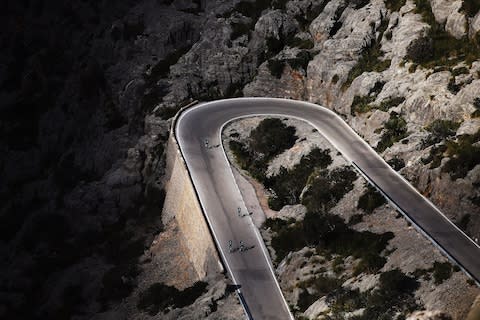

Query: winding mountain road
<box><xmin>175</xmin><ymin>98</ymin><xmax>480</xmax><ymax>320</ymax></box>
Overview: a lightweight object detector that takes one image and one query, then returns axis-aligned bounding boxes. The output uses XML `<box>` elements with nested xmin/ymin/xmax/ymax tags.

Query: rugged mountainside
<box><xmin>0</xmin><ymin>0</ymin><xmax>479</xmax><ymax>319</ymax></box>
<box><xmin>224</xmin><ymin>116</ymin><xmax>479</xmax><ymax>319</ymax></box>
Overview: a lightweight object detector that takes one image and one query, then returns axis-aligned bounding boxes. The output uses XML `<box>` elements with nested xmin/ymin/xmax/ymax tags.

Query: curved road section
<box><xmin>175</xmin><ymin>98</ymin><xmax>480</xmax><ymax>320</ymax></box>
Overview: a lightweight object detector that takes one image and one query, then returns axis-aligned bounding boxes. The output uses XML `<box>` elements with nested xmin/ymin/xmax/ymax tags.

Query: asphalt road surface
<box><xmin>175</xmin><ymin>98</ymin><xmax>480</xmax><ymax>320</ymax></box>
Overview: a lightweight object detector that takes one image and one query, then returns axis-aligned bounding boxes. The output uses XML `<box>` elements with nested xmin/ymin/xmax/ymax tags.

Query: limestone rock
<box><xmin>430</xmin><ymin>0</ymin><xmax>466</xmax><ymax>39</ymax></box>
<box><xmin>255</xmin><ymin>9</ymin><xmax>299</xmax><ymax>40</ymax></box>
<box><xmin>407</xmin><ymin>310</ymin><xmax>453</xmax><ymax>320</ymax></box>
<box><xmin>470</xmin><ymin>11</ymin><xmax>480</xmax><ymax>36</ymax></box>
<box><xmin>303</xmin><ymin>296</ymin><xmax>329</xmax><ymax>319</ymax></box>
<box><xmin>277</xmin><ymin>204</ymin><xmax>307</xmax><ymax>221</ymax></box>
<box><xmin>457</xmin><ymin>119</ymin><xmax>480</xmax><ymax>135</ymax></box>
<box><xmin>309</xmin><ymin>0</ymin><xmax>346</xmax><ymax>44</ymax></box>
<box><xmin>306</xmin><ymin>0</ymin><xmax>387</xmax><ymax>107</ymax></box>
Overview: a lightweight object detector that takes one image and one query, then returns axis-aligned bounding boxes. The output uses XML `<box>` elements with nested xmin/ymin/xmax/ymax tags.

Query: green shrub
<box><xmin>376</xmin><ymin>112</ymin><xmax>408</xmax><ymax>152</ymax></box>
<box><xmin>327</xmin><ymin>288</ymin><xmax>367</xmax><ymax>314</ymax></box>
<box><xmin>267</xmin><ymin>59</ymin><xmax>286</xmax><ymax>78</ymax></box>
<box><xmin>266</xmin><ymin>36</ymin><xmax>286</xmax><ymax>56</ymax></box>
<box><xmin>297</xmin><ymin>289</ymin><xmax>318</xmax><ymax>312</ymax></box>
<box><xmin>357</xmin><ymin>185</ymin><xmax>386</xmax><ymax>214</ymax></box>
<box><xmin>141</xmin><ymin>83</ymin><xmax>169</xmax><ymax>112</ymax></box>
<box><xmin>297</xmin><ymin>276</ymin><xmax>343</xmax><ymax>311</ymax></box>
<box><xmin>343</xmin><ymin>19</ymin><xmax>391</xmax><ymax>89</ymax></box>
<box><xmin>332</xmin><ymin>256</ymin><xmax>344</xmax><ymax>274</ymax></box>
<box><xmin>348</xmin><ymin>214</ymin><xmax>363</xmax><ymax>225</ymax></box>
<box><xmin>473</xmin><ymin>97</ymin><xmax>480</xmax><ymax>116</ymax></box>
<box><xmin>353</xmin><ymin>252</ymin><xmax>387</xmax><ymax>276</ymax></box>
<box><xmin>421</xmin><ymin>144</ymin><xmax>447</xmax><ymax>168</ymax></box>
<box><xmin>350</xmin><ymin>95</ymin><xmax>375</xmax><ymax>115</ymax></box>
<box><xmin>442</xmin><ymin>130</ymin><xmax>480</xmax><ymax>179</ymax></box>
<box><xmin>234</xmin><ymin>0</ymin><xmax>272</xmax><ymax>20</ymax></box>
<box><xmin>264</xmin><ymin>217</ymin><xmax>295</xmax><ymax>233</ymax></box>
<box><xmin>230</xmin><ymin>21</ymin><xmax>253</xmax><ymax>40</ymax></box>
<box><xmin>294</xmin><ymin>1</ymin><xmax>330</xmax><ymax>31</ymax></box>
<box><xmin>447</xmin><ymin>77</ymin><xmax>461</xmax><ymax>94</ymax></box>
<box><xmin>351</xmin><ymin>94</ymin><xmax>404</xmax><ymax>115</ymax></box>
<box><xmin>426</xmin><ymin>119</ymin><xmax>460</xmax><ymax>140</ymax></box>
<box><xmin>432</xmin><ymin>262</ymin><xmax>452</xmax><ymax>284</ymax></box>
<box><xmin>406</xmin><ymin>36</ymin><xmax>434</xmax><ymax>64</ymax></box>
<box><xmin>378</xmin><ymin>269</ymin><xmax>419</xmax><ymax>295</ymax></box>
<box><xmin>229</xmin><ymin>140</ymin><xmax>250</xmax><ymax>168</ymax></box>
<box><xmin>461</xmin><ymin>0</ymin><xmax>480</xmax><ymax>17</ymax></box>
<box><xmin>350</xmin><ymin>0</ymin><xmax>370</xmax><ymax>9</ymax></box>
<box><xmin>249</xmin><ymin>118</ymin><xmax>297</xmax><ymax>158</ymax></box>
<box><xmin>451</xmin><ymin>66</ymin><xmax>469</xmax><ymax>76</ymax></box>
<box><xmin>286</xmin><ymin>50</ymin><xmax>316</xmax><ymax>71</ymax></box>
<box><xmin>299</xmin><ymin>275</ymin><xmax>343</xmax><ymax>295</ymax></box>
<box><xmin>377</xmin><ymin>96</ymin><xmax>405</xmax><ymax>111</ymax></box>
<box><xmin>358</xmin><ymin>270</ymin><xmax>419</xmax><ymax>319</ymax></box>
<box><xmin>158</xmin><ymin>105</ymin><xmax>182</xmax><ymax>120</ymax></box>
<box><xmin>141</xmin><ymin>46</ymin><xmax>191</xmax><ymax>111</ymax></box>
<box><xmin>302</xmin><ymin>167</ymin><xmax>357</xmax><ymax>213</ymax></box>
<box><xmin>385</xmin><ymin>0</ymin><xmax>407</xmax><ymax>12</ymax></box>
<box><xmin>269</xmin><ymin>210</ymin><xmax>393</xmax><ymax>265</ymax></box>
<box><xmin>474</xmin><ymin>97</ymin><xmax>480</xmax><ymax>109</ymax></box>
<box><xmin>411</xmin><ymin>0</ymin><xmax>480</xmax><ymax>67</ymax></box>
<box><xmin>265</xmin><ymin>148</ymin><xmax>332</xmax><ymax>209</ymax></box>
<box><xmin>144</xmin><ymin>46</ymin><xmax>192</xmax><ymax>85</ymax></box>
<box><xmin>230</xmin><ymin>118</ymin><xmax>298</xmax><ymax>182</ymax></box>
<box><xmin>387</xmin><ymin>157</ymin><xmax>405</xmax><ymax>170</ymax></box>
<box><xmin>287</xmin><ymin>37</ymin><xmax>314</xmax><ymax>49</ymax></box>
<box><xmin>425</xmin><ymin>119</ymin><xmax>460</xmax><ymax>145</ymax></box>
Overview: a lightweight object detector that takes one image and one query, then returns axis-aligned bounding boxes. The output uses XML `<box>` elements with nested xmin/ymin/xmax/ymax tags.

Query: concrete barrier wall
<box><xmin>162</xmin><ymin>133</ymin><xmax>223</xmax><ymax>280</ymax></box>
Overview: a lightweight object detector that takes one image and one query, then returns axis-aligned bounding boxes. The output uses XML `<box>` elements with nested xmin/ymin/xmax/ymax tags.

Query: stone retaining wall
<box><xmin>162</xmin><ymin>132</ymin><xmax>223</xmax><ymax>279</ymax></box>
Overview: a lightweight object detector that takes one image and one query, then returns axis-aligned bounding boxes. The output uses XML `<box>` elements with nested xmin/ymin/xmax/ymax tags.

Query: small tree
<box><xmin>406</xmin><ymin>36</ymin><xmax>433</xmax><ymax>64</ymax></box>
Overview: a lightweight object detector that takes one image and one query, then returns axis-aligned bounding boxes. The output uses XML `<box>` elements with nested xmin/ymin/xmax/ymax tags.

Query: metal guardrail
<box><xmin>351</xmin><ymin>161</ymin><xmax>480</xmax><ymax>286</ymax></box>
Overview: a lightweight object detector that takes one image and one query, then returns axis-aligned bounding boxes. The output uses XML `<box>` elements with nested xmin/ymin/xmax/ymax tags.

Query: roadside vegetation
<box><xmin>229</xmin><ymin>118</ymin><xmax>297</xmax><ymax>181</ymax></box>
<box><xmin>265</xmin><ymin>150</ymin><xmax>333</xmax><ymax>210</ymax></box>
<box><xmin>387</xmin><ymin>157</ymin><xmax>405</xmax><ymax>170</ymax></box>
<box><xmin>357</xmin><ymin>184</ymin><xmax>386</xmax><ymax>214</ymax></box>
<box><xmin>323</xmin><ymin>270</ymin><xmax>419</xmax><ymax>319</ymax></box>
<box><xmin>266</xmin><ymin>208</ymin><xmax>393</xmax><ymax>270</ymax></box>
<box><xmin>297</xmin><ymin>276</ymin><xmax>343</xmax><ymax>312</ymax></box>
<box><xmin>414</xmin><ymin>261</ymin><xmax>455</xmax><ymax>285</ymax></box>
<box><xmin>228</xmin><ymin>118</ymin><xmax>430</xmax><ymax>317</ymax></box>
<box><xmin>376</xmin><ymin>112</ymin><xmax>408</xmax><ymax>152</ymax></box>
<box><xmin>301</xmin><ymin>167</ymin><xmax>357</xmax><ymax>212</ymax></box>
<box><xmin>442</xmin><ymin>129</ymin><xmax>480</xmax><ymax>180</ymax></box>
<box><xmin>300</xmin><ymin>269</ymin><xmax>419</xmax><ymax>319</ymax></box>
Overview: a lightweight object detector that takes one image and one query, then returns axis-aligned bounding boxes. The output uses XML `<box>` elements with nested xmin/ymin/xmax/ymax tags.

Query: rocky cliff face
<box><xmin>1</xmin><ymin>0</ymin><xmax>479</xmax><ymax>319</ymax></box>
